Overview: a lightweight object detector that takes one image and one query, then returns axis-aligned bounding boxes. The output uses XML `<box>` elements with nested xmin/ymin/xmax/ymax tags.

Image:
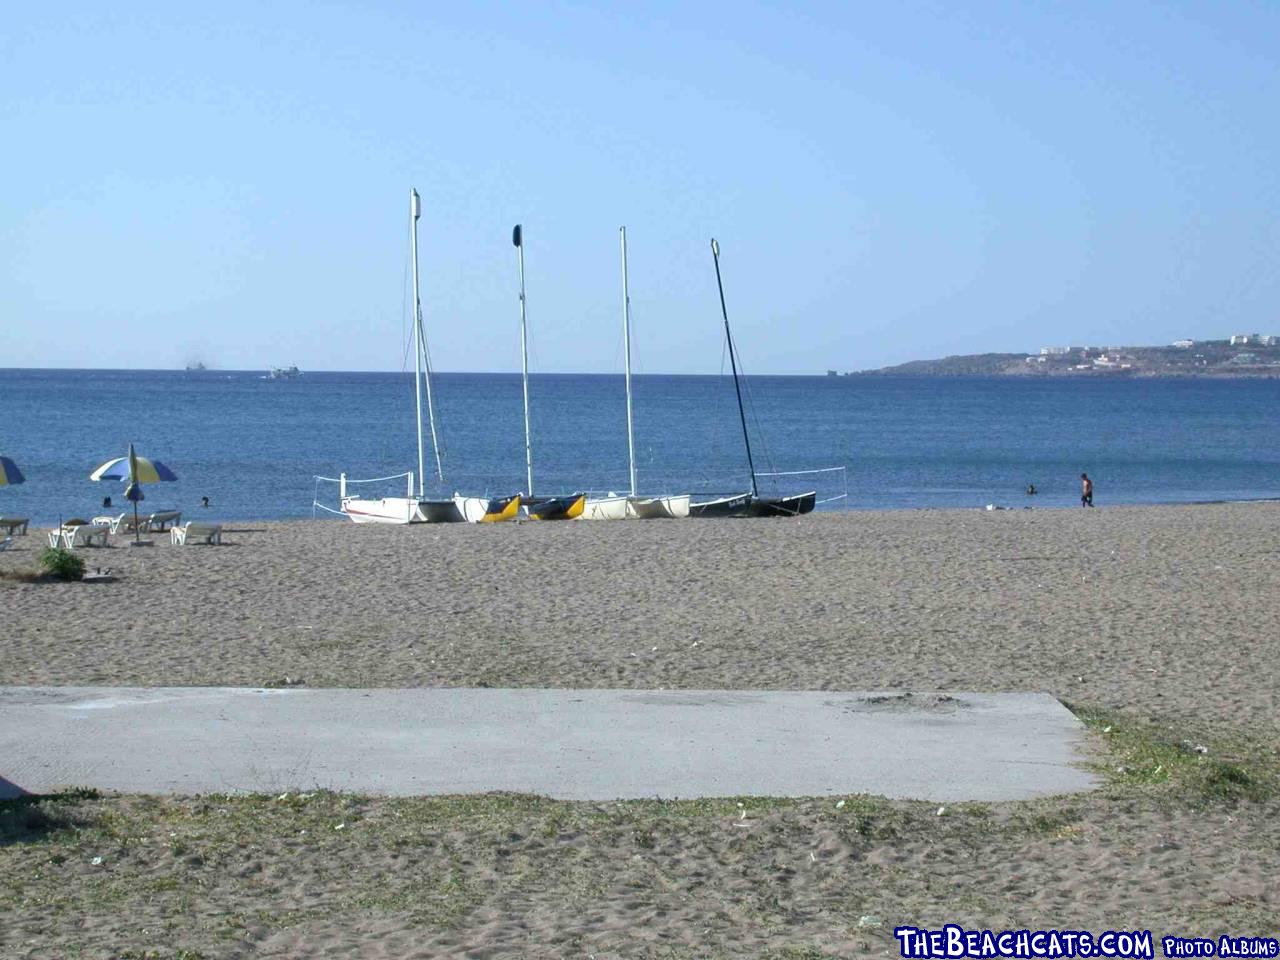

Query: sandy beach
<box><xmin>2</xmin><ymin>503</ymin><xmax>1278</xmax><ymax>956</ymax></box>
<box><xmin>3</xmin><ymin>503</ymin><xmax>1279</xmax><ymax>736</ymax></box>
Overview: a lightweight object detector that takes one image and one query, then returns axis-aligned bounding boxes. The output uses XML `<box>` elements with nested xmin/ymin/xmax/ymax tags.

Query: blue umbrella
<box><xmin>0</xmin><ymin>456</ymin><xmax>25</xmax><ymax>487</ymax></box>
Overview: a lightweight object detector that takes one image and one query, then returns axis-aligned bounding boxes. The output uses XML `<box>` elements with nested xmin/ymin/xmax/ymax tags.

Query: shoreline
<box><xmin>10</xmin><ymin>494</ymin><xmax>1280</xmax><ymax>530</ymax></box>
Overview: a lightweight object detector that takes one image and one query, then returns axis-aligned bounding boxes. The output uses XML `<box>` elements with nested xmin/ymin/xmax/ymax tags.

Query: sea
<box><xmin>2</xmin><ymin>368</ymin><xmax>1279</xmax><ymax>525</ymax></box>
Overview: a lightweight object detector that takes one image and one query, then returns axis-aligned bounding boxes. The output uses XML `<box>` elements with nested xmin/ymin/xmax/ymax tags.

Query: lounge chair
<box><xmin>61</xmin><ymin>523</ymin><xmax>111</xmax><ymax>549</ymax></box>
<box><xmin>171</xmin><ymin>521</ymin><xmax>222</xmax><ymax>545</ymax></box>
<box><xmin>0</xmin><ymin>537</ymin><xmax>12</xmax><ymax>552</ymax></box>
<box><xmin>146</xmin><ymin>510</ymin><xmax>182</xmax><ymax>531</ymax></box>
<box><xmin>92</xmin><ymin>513</ymin><xmax>149</xmax><ymax>535</ymax></box>
<box><xmin>0</xmin><ymin>517</ymin><xmax>30</xmax><ymax>536</ymax></box>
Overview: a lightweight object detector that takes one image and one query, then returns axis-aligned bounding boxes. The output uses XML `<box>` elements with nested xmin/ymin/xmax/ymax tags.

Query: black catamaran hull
<box><xmin>523</xmin><ymin>493</ymin><xmax>587</xmax><ymax>520</ymax></box>
<box><xmin>745</xmin><ymin>491</ymin><xmax>816</xmax><ymax>517</ymax></box>
<box><xmin>688</xmin><ymin>493</ymin><xmax>752</xmax><ymax>518</ymax></box>
<box><xmin>689</xmin><ymin>491</ymin><xmax>816</xmax><ymax>518</ymax></box>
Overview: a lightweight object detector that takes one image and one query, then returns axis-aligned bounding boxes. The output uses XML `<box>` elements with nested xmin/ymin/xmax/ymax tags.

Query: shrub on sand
<box><xmin>39</xmin><ymin>547</ymin><xmax>85</xmax><ymax>582</ymax></box>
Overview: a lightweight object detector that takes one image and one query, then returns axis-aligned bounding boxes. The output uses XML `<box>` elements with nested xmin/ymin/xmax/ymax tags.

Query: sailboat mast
<box><xmin>710</xmin><ymin>238</ymin><xmax>758</xmax><ymax>498</ymax></box>
<box><xmin>411</xmin><ymin>189</ymin><xmax>445</xmax><ymax>492</ymax></box>
<box><xmin>514</xmin><ymin>225</ymin><xmax>534</xmax><ymax>496</ymax></box>
<box><xmin>621</xmin><ymin>226</ymin><xmax>637</xmax><ymax>497</ymax></box>
<box><xmin>410</xmin><ymin>189</ymin><xmax>426</xmax><ymax>499</ymax></box>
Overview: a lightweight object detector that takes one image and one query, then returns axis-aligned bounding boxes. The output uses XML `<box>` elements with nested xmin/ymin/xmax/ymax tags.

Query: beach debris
<box><xmin>810</xmin><ymin>852</ymin><xmax>817</xmax><ymax>862</ymax></box>
<box><xmin>335</xmin><ymin>822</ymin><xmax>346</xmax><ymax>831</ymax></box>
<box><xmin>276</xmin><ymin>792</ymin><xmax>289</xmax><ymax>801</ymax></box>
<box><xmin>858</xmin><ymin>915</ymin><xmax>882</xmax><ymax>929</ymax></box>
<box><xmin>91</xmin><ymin>856</ymin><xmax>103</xmax><ymax>866</ymax></box>
<box><xmin>835</xmin><ymin>799</ymin><xmax>846</xmax><ymax>809</ymax></box>
<box><xmin>263</xmin><ymin>676</ymin><xmax>306</xmax><ymax>688</ymax></box>
<box><xmin>1103</xmin><ymin>725</ymin><xmax>1112</xmax><ymax>734</ymax></box>
<box><xmin>936</xmin><ymin>806</ymin><xmax>946</xmax><ymax>816</ymax></box>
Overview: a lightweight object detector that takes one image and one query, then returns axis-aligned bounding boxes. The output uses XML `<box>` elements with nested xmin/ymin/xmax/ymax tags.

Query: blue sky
<box><xmin>3</xmin><ymin>2</ymin><xmax>1277</xmax><ymax>374</ymax></box>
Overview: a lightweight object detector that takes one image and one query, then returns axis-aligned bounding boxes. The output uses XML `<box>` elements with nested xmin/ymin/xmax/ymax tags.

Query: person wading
<box><xmin>1080</xmin><ymin>472</ymin><xmax>1094</xmax><ymax>507</ymax></box>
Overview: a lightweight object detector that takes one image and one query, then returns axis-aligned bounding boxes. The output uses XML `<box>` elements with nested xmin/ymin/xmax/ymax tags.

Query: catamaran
<box><xmin>511</xmin><ymin>224</ymin><xmax>586</xmax><ymax>521</ymax></box>
<box><xmin>688</xmin><ymin>238</ymin><xmax>816</xmax><ymax>518</ymax></box>
<box><xmin>340</xmin><ymin>189</ymin><xmax>519</xmax><ymax>524</ymax></box>
<box><xmin>582</xmin><ymin>227</ymin><xmax>690</xmax><ymax>520</ymax></box>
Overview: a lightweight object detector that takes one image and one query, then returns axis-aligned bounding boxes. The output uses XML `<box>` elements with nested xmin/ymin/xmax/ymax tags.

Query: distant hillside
<box><xmin>845</xmin><ymin>338</ymin><xmax>1280</xmax><ymax>378</ymax></box>
<box><xmin>859</xmin><ymin>353</ymin><xmax>1026</xmax><ymax>376</ymax></box>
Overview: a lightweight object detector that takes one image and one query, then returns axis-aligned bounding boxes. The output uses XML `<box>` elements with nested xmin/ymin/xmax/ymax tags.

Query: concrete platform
<box><xmin>0</xmin><ymin>687</ymin><xmax>1097</xmax><ymax>802</ymax></box>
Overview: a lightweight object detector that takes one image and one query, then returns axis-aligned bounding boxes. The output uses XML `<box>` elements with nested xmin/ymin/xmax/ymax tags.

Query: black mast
<box><xmin>710</xmin><ymin>238</ymin><xmax>758</xmax><ymax>498</ymax></box>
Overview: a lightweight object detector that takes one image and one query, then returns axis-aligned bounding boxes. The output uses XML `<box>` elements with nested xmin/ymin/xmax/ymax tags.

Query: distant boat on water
<box><xmin>185</xmin><ymin>361</ymin><xmax>207</xmax><ymax>372</ymax></box>
<box><xmin>269</xmin><ymin>365</ymin><xmax>301</xmax><ymax>379</ymax></box>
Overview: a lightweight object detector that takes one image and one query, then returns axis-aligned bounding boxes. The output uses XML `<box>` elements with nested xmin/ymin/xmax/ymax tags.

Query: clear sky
<box><xmin>3</xmin><ymin>2</ymin><xmax>1277</xmax><ymax>374</ymax></box>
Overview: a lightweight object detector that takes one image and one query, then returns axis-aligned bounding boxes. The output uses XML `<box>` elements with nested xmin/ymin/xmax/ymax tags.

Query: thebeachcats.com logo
<box><xmin>894</xmin><ymin>926</ymin><xmax>1279</xmax><ymax>960</ymax></box>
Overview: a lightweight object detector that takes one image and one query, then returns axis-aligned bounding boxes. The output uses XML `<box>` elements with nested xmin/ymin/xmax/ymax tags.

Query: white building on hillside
<box><xmin>1230</xmin><ymin>333</ymin><xmax>1259</xmax><ymax>346</ymax></box>
<box><xmin>1172</xmin><ymin>339</ymin><xmax>1195</xmax><ymax>348</ymax></box>
<box><xmin>1040</xmin><ymin>346</ymin><xmax>1070</xmax><ymax>356</ymax></box>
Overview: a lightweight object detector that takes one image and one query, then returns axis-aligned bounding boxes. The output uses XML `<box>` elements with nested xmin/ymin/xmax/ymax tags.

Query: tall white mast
<box><xmin>410</xmin><ymin>188</ymin><xmax>444</xmax><ymax>498</ymax></box>
<box><xmin>514</xmin><ymin>224</ymin><xmax>533</xmax><ymax>496</ymax></box>
<box><xmin>411</xmin><ymin>189</ymin><xmax>425</xmax><ymax>498</ymax></box>
<box><xmin>621</xmin><ymin>226</ymin><xmax>637</xmax><ymax>497</ymax></box>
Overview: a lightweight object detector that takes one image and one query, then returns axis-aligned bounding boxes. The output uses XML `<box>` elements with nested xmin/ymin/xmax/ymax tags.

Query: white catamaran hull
<box><xmin>627</xmin><ymin>494</ymin><xmax>691</xmax><ymax>519</ymax></box>
<box><xmin>342</xmin><ymin>497</ymin><xmax>465</xmax><ymax>524</ymax></box>
<box><xmin>580</xmin><ymin>495</ymin><xmax>630</xmax><ymax>520</ymax></box>
<box><xmin>341</xmin><ymin>497</ymin><xmax>423</xmax><ymax>525</ymax></box>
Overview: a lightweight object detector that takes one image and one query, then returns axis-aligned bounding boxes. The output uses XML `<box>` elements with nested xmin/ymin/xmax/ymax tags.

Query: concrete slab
<box><xmin>0</xmin><ymin>687</ymin><xmax>1097</xmax><ymax>802</ymax></box>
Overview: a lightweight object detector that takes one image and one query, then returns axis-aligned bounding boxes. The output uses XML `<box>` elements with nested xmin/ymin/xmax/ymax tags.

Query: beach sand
<box><xmin>2</xmin><ymin>503</ymin><xmax>1278</xmax><ymax>956</ymax></box>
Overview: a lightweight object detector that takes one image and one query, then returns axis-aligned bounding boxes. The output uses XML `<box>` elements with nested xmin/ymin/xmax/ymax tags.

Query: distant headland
<box><xmin>836</xmin><ymin>334</ymin><xmax>1280</xmax><ymax>378</ymax></box>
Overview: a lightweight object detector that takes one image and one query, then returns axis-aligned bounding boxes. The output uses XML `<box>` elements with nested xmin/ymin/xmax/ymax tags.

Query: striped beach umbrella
<box><xmin>0</xmin><ymin>456</ymin><xmax>24</xmax><ymax>487</ymax></box>
<box><xmin>90</xmin><ymin>444</ymin><xmax>178</xmax><ymax>543</ymax></box>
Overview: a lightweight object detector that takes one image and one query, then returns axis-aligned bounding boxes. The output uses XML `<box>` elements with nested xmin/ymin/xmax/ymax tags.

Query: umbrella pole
<box><xmin>133</xmin><ymin>501</ymin><xmax>140</xmax><ymax>546</ymax></box>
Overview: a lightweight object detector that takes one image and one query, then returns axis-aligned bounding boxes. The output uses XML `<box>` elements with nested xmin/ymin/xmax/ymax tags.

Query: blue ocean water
<box><xmin>2</xmin><ymin>368</ymin><xmax>1279</xmax><ymax>525</ymax></box>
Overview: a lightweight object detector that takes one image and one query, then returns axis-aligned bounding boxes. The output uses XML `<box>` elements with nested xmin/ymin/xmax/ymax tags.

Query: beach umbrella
<box><xmin>90</xmin><ymin>443</ymin><xmax>178</xmax><ymax>544</ymax></box>
<box><xmin>0</xmin><ymin>456</ymin><xmax>25</xmax><ymax>487</ymax></box>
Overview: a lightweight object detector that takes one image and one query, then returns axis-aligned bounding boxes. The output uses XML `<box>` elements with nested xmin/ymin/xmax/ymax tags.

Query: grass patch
<box><xmin>0</xmin><ymin>569</ymin><xmax>48</xmax><ymax>583</ymax></box>
<box><xmin>0</xmin><ymin>788</ymin><xmax>101</xmax><ymax>845</ymax></box>
<box><xmin>1067</xmin><ymin>703</ymin><xmax>1275</xmax><ymax>804</ymax></box>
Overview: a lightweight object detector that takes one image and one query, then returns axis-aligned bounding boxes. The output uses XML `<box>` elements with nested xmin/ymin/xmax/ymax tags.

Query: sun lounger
<box><xmin>92</xmin><ymin>513</ymin><xmax>150</xmax><ymax>535</ymax></box>
<box><xmin>171</xmin><ymin>521</ymin><xmax>222</xmax><ymax>545</ymax></box>
<box><xmin>0</xmin><ymin>517</ymin><xmax>30</xmax><ymax>536</ymax></box>
<box><xmin>59</xmin><ymin>523</ymin><xmax>111</xmax><ymax>549</ymax></box>
<box><xmin>146</xmin><ymin>510</ymin><xmax>182</xmax><ymax>531</ymax></box>
<box><xmin>0</xmin><ymin>537</ymin><xmax>12</xmax><ymax>552</ymax></box>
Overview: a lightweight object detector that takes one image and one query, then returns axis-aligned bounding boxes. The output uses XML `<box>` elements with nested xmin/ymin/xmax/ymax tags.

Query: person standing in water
<box><xmin>1080</xmin><ymin>473</ymin><xmax>1093</xmax><ymax>507</ymax></box>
